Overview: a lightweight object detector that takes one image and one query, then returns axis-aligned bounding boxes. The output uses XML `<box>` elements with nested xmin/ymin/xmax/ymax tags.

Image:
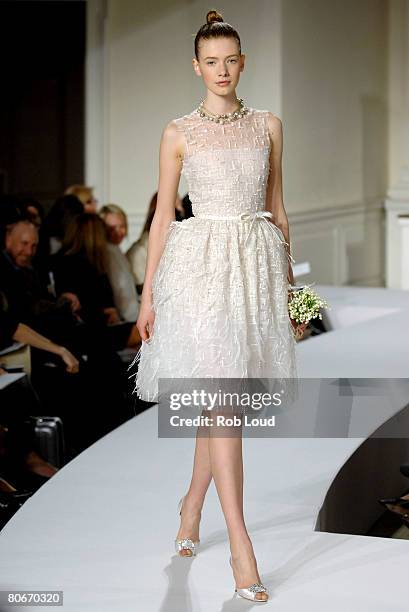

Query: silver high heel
<box><xmin>174</xmin><ymin>495</ymin><xmax>200</xmax><ymax>557</ymax></box>
<box><xmin>229</xmin><ymin>555</ymin><xmax>269</xmax><ymax>602</ymax></box>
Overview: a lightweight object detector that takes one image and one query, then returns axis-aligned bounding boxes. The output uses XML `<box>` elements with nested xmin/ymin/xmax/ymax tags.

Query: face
<box><xmin>104</xmin><ymin>212</ymin><xmax>127</xmax><ymax>245</ymax></box>
<box><xmin>193</xmin><ymin>37</ymin><xmax>245</xmax><ymax>96</ymax></box>
<box><xmin>6</xmin><ymin>222</ymin><xmax>38</xmax><ymax>267</ymax></box>
<box><xmin>83</xmin><ymin>193</ymin><xmax>98</xmax><ymax>214</ymax></box>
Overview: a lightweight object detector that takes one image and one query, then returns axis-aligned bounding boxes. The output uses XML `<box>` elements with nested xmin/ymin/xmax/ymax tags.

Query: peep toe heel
<box><xmin>229</xmin><ymin>555</ymin><xmax>269</xmax><ymax>602</ymax></box>
<box><xmin>174</xmin><ymin>495</ymin><xmax>200</xmax><ymax>557</ymax></box>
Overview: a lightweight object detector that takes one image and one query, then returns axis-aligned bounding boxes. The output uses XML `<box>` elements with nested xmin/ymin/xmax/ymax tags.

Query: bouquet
<box><xmin>287</xmin><ymin>283</ymin><xmax>330</xmax><ymax>340</ymax></box>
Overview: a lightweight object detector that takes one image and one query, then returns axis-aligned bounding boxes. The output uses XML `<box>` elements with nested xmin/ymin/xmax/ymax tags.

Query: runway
<box><xmin>0</xmin><ymin>285</ymin><xmax>408</xmax><ymax>611</ymax></box>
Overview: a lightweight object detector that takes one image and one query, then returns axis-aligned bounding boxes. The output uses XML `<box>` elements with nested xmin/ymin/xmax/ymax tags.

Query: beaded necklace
<box><xmin>196</xmin><ymin>97</ymin><xmax>250</xmax><ymax>124</ymax></box>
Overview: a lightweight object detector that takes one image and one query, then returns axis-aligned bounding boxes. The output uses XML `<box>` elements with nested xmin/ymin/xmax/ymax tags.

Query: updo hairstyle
<box><xmin>194</xmin><ymin>9</ymin><xmax>241</xmax><ymax>61</ymax></box>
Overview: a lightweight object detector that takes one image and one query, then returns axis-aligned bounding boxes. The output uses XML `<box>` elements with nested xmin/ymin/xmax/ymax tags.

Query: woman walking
<box><xmin>132</xmin><ymin>10</ymin><xmax>303</xmax><ymax>602</ymax></box>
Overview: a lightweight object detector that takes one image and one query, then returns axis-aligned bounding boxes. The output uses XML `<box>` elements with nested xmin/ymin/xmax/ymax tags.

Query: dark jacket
<box><xmin>0</xmin><ymin>297</ymin><xmax>19</xmax><ymax>350</ymax></box>
<box><xmin>50</xmin><ymin>250</ymin><xmax>115</xmax><ymax>327</ymax></box>
<box><xmin>0</xmin><ymin>249</ymin><xmax>74</xmax><ymax>341</ymax></box>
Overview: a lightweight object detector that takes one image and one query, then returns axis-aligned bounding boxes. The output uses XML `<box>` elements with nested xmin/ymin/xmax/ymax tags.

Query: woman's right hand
<box><xmin>136</xmin><ymin>299</ymin><xmax>155</xmax><ymax>342</ymax></box>
<box><xmin>59</xmin><ymin>347</ymin><xmax>80</xmax><ymax>373</ymax></box>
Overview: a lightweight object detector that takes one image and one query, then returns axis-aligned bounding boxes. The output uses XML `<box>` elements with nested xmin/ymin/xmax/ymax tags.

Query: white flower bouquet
<box><xmin>287</xmin><ymin>283</ymin><xmax>330</xmax><ymax>340</ymax></box>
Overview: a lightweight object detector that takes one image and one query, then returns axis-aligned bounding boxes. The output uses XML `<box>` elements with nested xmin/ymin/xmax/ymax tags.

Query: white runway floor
<box><xmin>0</xmin><ymin>285</ymin><xmax>409</xmax><ymax>611</ymax></box>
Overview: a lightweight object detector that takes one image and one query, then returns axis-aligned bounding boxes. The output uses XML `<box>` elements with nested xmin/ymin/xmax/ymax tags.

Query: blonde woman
<box><xmin>99</xmin><ymin>204</ymin><xmax>139</xmax><ymax>323</ymax></box>
<box><xmin>64</xmin><ymin>185</ymin><xmax>98</xmax><ymax>214</ymax></box>
<box><xmin>126</xmin><ymin>193</ymin><xmax>157</xmax><ymax>293</ymax></box>
<box><xmin>126</xmin><ymin>193</ymin><xmax>185</xmax><ymax>293</ymax></box>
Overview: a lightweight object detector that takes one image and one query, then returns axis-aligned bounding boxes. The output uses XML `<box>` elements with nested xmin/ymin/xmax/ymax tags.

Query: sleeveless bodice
<box><xmin>173</xmin><ymin>108</ymin><xmax>272</xmax><ymax>217</ymax></box>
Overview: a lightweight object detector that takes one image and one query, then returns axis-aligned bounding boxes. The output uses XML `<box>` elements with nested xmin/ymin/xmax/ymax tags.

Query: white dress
<box><xmin>129</xmin><ymin>107</ymin><xmax>299</xmax><ymax>406</ymax></box>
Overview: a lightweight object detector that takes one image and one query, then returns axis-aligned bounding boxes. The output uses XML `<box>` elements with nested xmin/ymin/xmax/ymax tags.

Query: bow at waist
<box><xmin>195</xmin><ymin>211</ymin><xmax>295</xmax><ymax>264</ymax></box>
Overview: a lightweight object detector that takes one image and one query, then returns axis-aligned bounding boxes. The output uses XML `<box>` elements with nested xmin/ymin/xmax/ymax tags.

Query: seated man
<box><xmin>0</xmin><ymin>219</ymin><xmax>79</xmax><ymax>346</ymax></box>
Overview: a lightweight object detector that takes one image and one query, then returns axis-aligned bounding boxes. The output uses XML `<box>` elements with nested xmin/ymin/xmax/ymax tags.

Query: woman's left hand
<box><xmin>290</xmin><ymin>318</ymin><xmax>307</xmax><ymax>340</ymax></box>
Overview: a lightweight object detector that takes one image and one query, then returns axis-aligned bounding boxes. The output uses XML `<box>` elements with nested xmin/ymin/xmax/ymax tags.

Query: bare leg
<box><xmin>208</xmin><ymin>412</ymin><xmax>268</xmax><ymax>601</ymax></box>
<box><xmin>175</xmin><ymin>409</ymin><xmax>268</xmax><ymax>600</ymax></box>
<box><xmin>175</xmin><ymin>413</ymin><xmax>212</xmax><ymax>556</ymax></box>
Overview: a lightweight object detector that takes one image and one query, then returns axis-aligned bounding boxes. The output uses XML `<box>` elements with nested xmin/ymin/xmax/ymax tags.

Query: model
<box><xmin>131</xmin><ymin>9</ymin><xmax>303</xmax><ymax>603</ymax></box>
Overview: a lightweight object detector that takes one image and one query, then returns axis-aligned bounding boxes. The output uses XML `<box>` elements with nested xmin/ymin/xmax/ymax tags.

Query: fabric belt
<box><xmin>196</xmin><ymin>210</ymin><xmax>295</xmax><ymax>263</ymax></box>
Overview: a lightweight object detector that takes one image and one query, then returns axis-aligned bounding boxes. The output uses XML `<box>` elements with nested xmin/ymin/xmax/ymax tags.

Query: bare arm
<box><xmin>265</xmin><ymin>112</ymin><xmax>294</xmax><ymax>284</ymax></box>
<box><xmin>12</xmin><ymin>323</ymin><xmax>79</xmax><ymax>373</ymax></box>
<box><xmin>265</xmin><ymin>114</ymin><xmax>307</xmax><ymax>336</ymax></box>
<box><xmin>137</xmin><ymin>120</ymin><xmax>184</xmax><ymax>340</ymax></box>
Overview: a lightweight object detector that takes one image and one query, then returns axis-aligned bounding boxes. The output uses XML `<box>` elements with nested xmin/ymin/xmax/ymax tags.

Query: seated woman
<box><xmin>50</xmin><ymin>213</ymin><xmax>138</xmax><ymax>349</ymax></box>
<box><xmin>35</xmin><ymin>194</ymin><xmax>84</xmax><ymax>292</ymax></box>
<box><xmin>38</xmin><ymin>194</ymin><xmax>84</xmax><ymax>258</ymax></box>
<box><xmin>126</xmin><ymin>192</ymin><xmax>157</xmax><ymax>295</ymax></box>
<box><xmin>99</xmin><ymin>203</ymin><xmax>139</xmax><ymax>324</ymax></box>
<box><xmin>126</xmin><ymin>192</ymin><xmax>192</xmax><ymax>294</ymax></box>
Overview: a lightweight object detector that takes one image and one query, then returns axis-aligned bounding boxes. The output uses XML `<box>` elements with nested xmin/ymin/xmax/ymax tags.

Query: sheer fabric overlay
<box><xmin>129</xmin><ymin>108</ymin><xmax>299</xmax><ymax>410</ymax></box>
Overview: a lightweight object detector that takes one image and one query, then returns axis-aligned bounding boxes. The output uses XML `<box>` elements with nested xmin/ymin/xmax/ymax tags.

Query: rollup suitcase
<box><xmin>31</xmin><ymin>416</ymin><xmax>65</xmax><ymax>468</ymax></box>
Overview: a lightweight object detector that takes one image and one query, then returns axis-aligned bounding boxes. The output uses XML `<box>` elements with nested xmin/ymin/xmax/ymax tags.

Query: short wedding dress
<box><xmin>129</xmin><ymin>107</ymin><xmax>298</xmax><ymax>405</ymax></box>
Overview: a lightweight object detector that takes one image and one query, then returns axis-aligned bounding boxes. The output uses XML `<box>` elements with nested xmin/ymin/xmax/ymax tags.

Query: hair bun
<box><xmin>206</xmin><ymin>10</ymin><xmax>224</xmax><ymax>25</ymax></box>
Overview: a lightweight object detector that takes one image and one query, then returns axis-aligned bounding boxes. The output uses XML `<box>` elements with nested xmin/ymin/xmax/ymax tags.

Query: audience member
<box><xmin>126</xmin><ymin>192</ymin><xmax>193</xmax><ymax>292</ymax></box>
<box><xmin>99</xmin><ymin>204</ymin><xmax>140</xmax><ymax>324</ymax></box>
<box><xmin>37</xmin><ymin>194</ymin><xmax>84</xmax><ymax>258</ymax></box>
<box><xmin>51</xmin><ymin>213</ymin><xmax>120</xmax><ymax>327</ymax></box>
<box><xmin>0</xmin><ymin>218</ymin><xmax>134</xmax><ymax>451</ymax></box>
<box><xmin>0</xmin><ymin>189</ymin><xmax>144</xmax><ymax>509</ymax></box>
<box><xmin>126</xmin><ymin>192</ymin><xmax>158</xmax><ymax>293</ymax></box>
<box><xmin>64</xmin><ymin>184</ymin><xmax>98</xmax><ymax>213</ymax></box>
<box><xmin>50</xmin><ymin>212</ymin><xmax>139</xmax><ymax>351</ymax></box>
<box><xmin>0</xmin><ymin>219</ymin><xmax>79</xmax><ymax>343</ymax></box>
